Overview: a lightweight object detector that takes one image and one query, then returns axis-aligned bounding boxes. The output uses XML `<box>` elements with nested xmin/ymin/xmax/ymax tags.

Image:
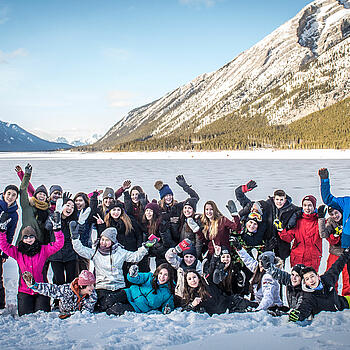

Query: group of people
<box><xmin>0</xmin><ymin>163</ymin><xmax>349</xmax><ymax>323</ymax></box>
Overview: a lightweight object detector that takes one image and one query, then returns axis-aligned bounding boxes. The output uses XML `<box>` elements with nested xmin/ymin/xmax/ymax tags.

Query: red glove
<box><xmin>241</xmin><ymin>180</ymin><xmax>257</xmax><ymax>193</ymax></box>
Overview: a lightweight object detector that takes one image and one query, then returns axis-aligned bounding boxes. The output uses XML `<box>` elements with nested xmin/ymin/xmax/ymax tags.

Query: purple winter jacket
<box><xmin>0</xmin><ymin>230</ymin><xmax>64</xmax><ymax>295</ymax></box>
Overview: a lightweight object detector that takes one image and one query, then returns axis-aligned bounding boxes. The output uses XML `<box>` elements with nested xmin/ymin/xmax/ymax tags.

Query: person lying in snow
<box><xmin>288</xmin><ymin>247</ymin><xmax>350</xmax><ymax>322</ymax></box>
<box><xmin>22</xmin><ymin>269</ymin><xmax>97</xmax><ymax>319</ymax></box>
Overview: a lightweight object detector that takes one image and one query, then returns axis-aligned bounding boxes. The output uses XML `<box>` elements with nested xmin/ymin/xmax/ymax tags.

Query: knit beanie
<box><xmin>34</xmin><ymin>185</ymin><xmax>48</xmax><ymax>198</ymax></box>
<box><xmin>101</xmin><ymin>227</ymin><xmax>117</xmax><ymax>244</ymax></box>
<box><xmin>221</xmin><ymin>246</ymin><xmax>230</xmax><ymax>255</ymax></box>
<box><xmin>109</xmin><ymin>201</ymin><xmax>124</xmax><ymax>211</ymax></box>
<box><xmin>49</xmin><ymin>185</ymin><xmax>63</xmax><ymax>195</ymax></box>
<box><xmin>154</xmin><ymin>180</ymin><xmax>173</xmax><ymax>199</ymax></box>
<box><xmin>252</xmin><ymin>201</ymin><xmax>263</xmax><ymax>215</ymax></box>
<box><xmin>4</xmin><ymin>184</ymin><xmax>19</xmax><ymax>195</ymax></box>
<box><xmin>103</xmin><ymin>187</ymin><xmax>115</xmax><ymax>200</ymax></box>
<box><xmin>183</xmin><ymin>244</ymin><xmax>197</xmax><ymax>258</ymax></box>
<box><xmin>291</xmin><ymin>264</ymin><xmax>305</xmax><ymax>276</ymax></box>
<box><xmin>21</xmin><ymin>226</ymin><xmax>37</xmax><ymax>240</ymax></box>
<box><xmin>145</xmin><ymin>200</ymin><xmax>160</xmax><ymax>216</ymax></box>
<box><xmin>302</xmin><ymin>195</ymin><xmax>317</xmax><ymax>209</ymax></box>
<box><xmin>183</xmin><ymin>198</ymin><xmax>197</xmax><ymax>212</ymax></box>
<box><xmin>258</xmin><ymin>251</ymin><xmax>275</xmax><ymax>265</ymax></box>
<box><xmin>78</xmin><ymin>270</ymin><xmax>96</xmax><ymax>286</ymax></box>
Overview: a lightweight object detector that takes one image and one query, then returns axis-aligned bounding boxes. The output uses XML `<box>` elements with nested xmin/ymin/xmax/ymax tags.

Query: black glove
<box><xmin>176</xmin><ymin>175</ymin><xmax>189</xmax><ymax>189</ymax></box>
<box><xmin>226</xmin><ymin>200</ymin><xmax>238</xmax><ymax>215</ymax></box>
<box><xmin>242</xmin><ymin>180</ymin><xmax>257</xmax><ymax>193</ymax></box>
<box><xmin>230</xmin><ymin>236</ymin><xmax>242</xmax><ymax>250</ymax></box>
<box><xmin>318</xmin><ymin>168</ymin><xmax>329</xmax><ymax>179</ymax></box>
<box><xmin>51</xmin><ymin>211</ymin><xmax>62</xmax><ymax>231</ymax></box>
<box><xmin>24</xmin><ymin>163</ymin><xmax>32</xmax><ymax>175</ymax></box>
<box><xmin>289</xmin><ymin>309</ymin><xmax>301</xmax><ymax>322</ymax></box>
<box><xmin>138</xmin><ymin>192</ymin><xmax>148</xmax><ymax>207</ymax></box>
<box><xmin>69</xmin><ymin>221</ymin><xmax>81</xmax><ymax>239</ymax></box>
<box><xmin>62</xmin><ymin>192</ymin><xmax>72</xmax><ymax>205</ymax></box>
<box><xmin>317</xmin><ymin>205</ymin><xmax>327</xmax><ymax>218</ymax></box>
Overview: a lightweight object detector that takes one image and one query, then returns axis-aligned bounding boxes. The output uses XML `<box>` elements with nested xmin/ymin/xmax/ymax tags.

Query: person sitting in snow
<box><xmin>22</xmin><ymin>269</ymin><xmax>97</xmax><ymax>319</ymax></box>
<box><xmin>288</xmin><ymin>248</ymin><xmax>350</xmax><ymax>323</ymax></box>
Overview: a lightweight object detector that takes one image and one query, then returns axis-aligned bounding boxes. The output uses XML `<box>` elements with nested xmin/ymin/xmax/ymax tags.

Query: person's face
<box><xmin>246</xmin><ymin>220</ymin><xmax>258</xmax><ymax>233</ymax></box>
<box><xmin>80</xmin><ymin>284</ymin><xmax>95</xmax><ymax>296</ymax></box>
<box><xmin>303</xmin><ymin>271</ymin><xmax>320</xmax><ymax>289</ymax></box>
<box><xmin>183</xmin><ymin>205</ymin><xmax>194</xmax><ymax>218</ymax></box>
<box><xmin>221</xmin><ymin>253</ymin><xmax>231</xmax><ymax>268</ymax></box>
<box><xmin>205</xmin><ymin>204</ymin><xmax>214</xmax><ymax>220</ymax></box>
<box><xmin>103</xmin><ymin>197</ymin><xmax>114</xmax><ymax>207</ymax></box>
<box><xmin>100</xmin><ymin>236</ymin><xmax>112</xmax><ymax>248</ymax></box>
<box><xmin>111</xmin><ymin>207</ymin><xmax>122</xmax><ymax>219</ymax></box>
<box><xmin>50</xmin><ymin>191</ymin><xmax>62</xmax><ymax>203</ymax></box>
<box><xmin>74</xmin><ymin>196</ymin><xmax>86</xmax><ymax>210</ymax></box>
<box><xmin>274</xmin><ymin>195</ymin><xmax>287</xmax><ymax>209</ymax></box>
<box><xmin>22</xmin><ymin>234</ymin><xmax>36</xmax><ymax>246</ymax></box>
<box><xmin>164</xmin><ymin>194</ymin><xmax>173</xmax><ymax>205</ymax></box>
<box><xmin>330</xmin><ymin>209</ymin><xmax>342</xmax><ymax>223</ymax></box>
<box><xmin>62</xmin><ymin>201</ymin><xmax>74</xmax><ymax>217</ymax></box>
<box><xmin>36</xmin><ymin>192</ymin><xmax>47</xmax><ymax>202</ymax></box>
<box><xmin>302</xmin><ymin>200</ymin><xmax>315</xmax><ymax>215</ymax></box>
<box><xmin>157</xmin><ymin>268</ymin><xmax>169</xmax><ymax>285</ymax></box>
<box><xmin>131</xmin><ymin>190</ymin><xmax>140</xmax><ymax>204</ymax></box>
<box><xmin>4</xmin><ymin>189</ymin><xmax>18</xmax><ymax>206</ymax></box>
<box><xmin>186</xmin><ymin>272</ymin><xmax>199</xmax><ymax>288</ymax></box>
<box><xmin>291</xmin><ymin>271</ymin><xmax>302</xmax><ymax>287</ymax></box>
<box><xmin>184</xmin><ymin>254</ymin><xmax>196</xmax><ymax>266</ymax></box>
<box><xmin>145</xmin><ymin>208</ymin><xmax>154</xmax><ymax>221</ymax></box>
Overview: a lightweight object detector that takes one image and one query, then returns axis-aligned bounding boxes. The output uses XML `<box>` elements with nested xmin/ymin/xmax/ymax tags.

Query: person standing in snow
<box><xmin>22</xmin><ymin>269</ymin><xmax>97</xmax><ymax>319</ymax></box>
<box><xmin>0</xmin><ymin>213</ymin><xmax>64</xmax><ymax>316</ymax></box>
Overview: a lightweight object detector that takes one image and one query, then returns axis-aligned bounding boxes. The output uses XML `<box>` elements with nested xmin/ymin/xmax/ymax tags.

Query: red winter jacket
<box><xmin>278</xmin><ymin>213</ymin><xmax>322</xmax><ymax>271</ymax></box>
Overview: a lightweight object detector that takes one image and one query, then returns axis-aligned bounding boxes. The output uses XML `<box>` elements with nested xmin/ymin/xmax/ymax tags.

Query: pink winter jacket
<box><xmin>0</xmin><ymin>230</ymin><xmax>64</xmax><ymax>295</ymax></box>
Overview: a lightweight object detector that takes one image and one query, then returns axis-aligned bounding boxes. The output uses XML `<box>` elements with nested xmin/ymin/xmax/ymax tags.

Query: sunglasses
<box><xmin>248</xmin><ymin>212</ymin><xmax>262</xmax><ymax>222</ymax></box>
<box><xmin>23</xmin><ymin>234</ymin><xmax>36</xmax><ymax>240</ymax></box>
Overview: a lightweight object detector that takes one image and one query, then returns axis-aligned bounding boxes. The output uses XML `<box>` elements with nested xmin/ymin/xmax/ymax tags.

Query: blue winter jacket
<box><xmin>321</xmin><ymin>179</ymin><xmax>350</xmax><ymax>248</ymax></box>
<box><xmin>0</xmin><ymin>195</ymin><xmax>19</xmax><ymax>259</ymax></box>
<box><xmin>124</xmin><ymin>272</ymin><xmax>174</xmax><ymax>313</ymax></box>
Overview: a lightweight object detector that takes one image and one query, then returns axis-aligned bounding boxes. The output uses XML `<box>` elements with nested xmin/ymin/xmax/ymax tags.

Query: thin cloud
<box><xmin>0</xmin><ymin>48</ymin><xmax>28</xmax><ymax>64</ymax></box>
<box><xmin>0</xmin><ymin>5</ymin><xmax>9</xmax><ymax>24</ymax></box>
<box><xmin>108</xmin><ymin>90</ymin><xmax>134</xmax><ymax>107</ymax></box>
<box><xmin>179</xmin><ymin>0</ymin><xmax>217</xmax><ymax>8</ymax></box>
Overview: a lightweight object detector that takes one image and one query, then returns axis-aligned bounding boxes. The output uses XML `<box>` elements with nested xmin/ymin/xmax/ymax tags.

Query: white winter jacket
<box><xmin>237</xmin><ymin>248</ymin><xmax>282</xmax><ymax>310</ymax></box>
<box><xmin>72</xmin><ymin>239</ymin><xmax>148</xmax><ymax>291</ymax></box>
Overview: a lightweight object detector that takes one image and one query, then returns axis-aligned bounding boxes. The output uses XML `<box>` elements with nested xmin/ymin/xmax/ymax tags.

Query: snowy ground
<box><xmin>1</xmin><ymin>150</ymin><xmax>350</xmax><ymax>349</ymax></box>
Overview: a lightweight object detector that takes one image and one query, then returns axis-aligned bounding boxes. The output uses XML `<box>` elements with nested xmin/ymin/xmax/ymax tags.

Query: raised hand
<box><xmin>226</xmin><ymin>200</ymin><xmax>238</xmax><ymax>215</ymax></box>
<box><xmin>176</xmin><ymin>175</ymin><xmax>188</xmax><ymax>189</ymax></box>
<box><xmin>122</xmin><ymin>180</ymin><xmax>131</xmax><ymax>190</ymax></box>
<box><xmin>24</xmin><ymin>163</ymin><xmax>32</xmax><ymax>175</ymax></box>
<box><xmin>242</xmin><ymin>180</ymin><xmax>257</xmax><ymax>193</ymax></box>
<box><xmin>318</xmin><ymin>168</ymin><xmax>329</xmax><ymax>179</ymax></box>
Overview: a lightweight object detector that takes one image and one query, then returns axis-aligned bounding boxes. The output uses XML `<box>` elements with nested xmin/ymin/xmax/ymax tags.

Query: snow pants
<box><xmin>17</xmin><ymin>292</ymin><xmax>50</xmax><ymax>316</ymax></box>
<box><xmin>95</xmin><ymin>288</ymin><xmax>133</xmax><ymax>313</ymax></box>
<box><xmin>105</xmin><ymin>289</ymin><xmax>134</xmax><ymax>316</ymax></box>
<box><xmin>327</xmin><ymin>253</ymin><xmax>350</xmax><ymax>296</ymax></box>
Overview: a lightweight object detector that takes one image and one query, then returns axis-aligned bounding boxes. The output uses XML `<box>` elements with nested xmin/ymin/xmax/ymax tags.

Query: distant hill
<box><xmin>0</xmin><ymin>121</ymin><xmax>72</xmax><ymax>152</ymax></box>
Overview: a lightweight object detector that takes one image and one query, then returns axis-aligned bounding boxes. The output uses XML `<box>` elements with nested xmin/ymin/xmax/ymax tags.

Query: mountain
<box><xmin>0</xmin><ymin>121</ymin><xmax>72</xmax><ymax>152</ymax></box>
<box><xmin>55</xmin><ymin>134</ymin><xmax>102</xmax><ymax>147</ymax></box>
<box><xmin>83</xmin><ymin>0</ymin><xmax>350</xmax><ymax>151</ymax></box>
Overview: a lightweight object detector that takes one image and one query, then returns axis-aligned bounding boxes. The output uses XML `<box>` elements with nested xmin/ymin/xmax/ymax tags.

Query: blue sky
<box><xmin>0</xmin><ymin>0</ymin><xmax>312</xmax><ymax>142</ymax></box>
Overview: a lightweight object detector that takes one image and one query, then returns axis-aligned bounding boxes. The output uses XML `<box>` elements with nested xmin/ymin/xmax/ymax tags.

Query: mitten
<box><xmin>186</xmin><ymin>218</ymin><xmax>200</xmax><ymax>233</ymax></box>
<box><xmin>129</xmin><ymin>265</ymin><xmax>139</xmax><ymax>278</ymax></box>
<box><xmin>226</xmin><ymin>200</ymin><xmax>238</xmax><ymax>215</ymax></box>
<box><xmin>317</xmin><ymin>205</ymin><xmax>327</xmax><ymax>218</ymax></box>
<box><xmin>78</xmin><ymin>207</ymin><xmax>91</xmax><ymax>225</ymax></box>
<box><xmin>55</xmin><ymin>198</ymin><xmax>64</xmax><ymax>214</ymax></box>
<box><xmin>69</xmin><ymin>221</ymin><xmax>80</xmax><ymax>239</ymax></box>
<box><xmin>51</xmin><ymin>211</ymin><xmax>62</xmax><ymax>231</ymax></box>
<box><xmin>138</xmin><ymin>192</ymin><xmax>148</xmax><ymax>207</ymax></box>
<box><xmin>174</xmin><ymin>238</ymin><xmax>192</xmax><ymax>254</ymax></box>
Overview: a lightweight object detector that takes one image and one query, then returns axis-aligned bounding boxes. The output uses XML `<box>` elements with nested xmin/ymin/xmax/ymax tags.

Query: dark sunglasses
<box><xmin>23</xmin><ymin>234</ymin><xmax>36</xmax><ymax>240</ymax></box>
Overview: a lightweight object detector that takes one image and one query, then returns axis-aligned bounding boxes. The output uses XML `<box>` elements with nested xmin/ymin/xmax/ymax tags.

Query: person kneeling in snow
<box><xmin>106</xmin><ymin>263</ymin><xmax>175</xmax><ymax>316</ymax></box>
<box><xmin>22</xmin><ymin>270</ymin><xmax>97</xmax><ymax>319</ymax></box>
<box><xmin>288</xmin><ymin>248</ymin><xmax>350</xmax><ymax>323</ymax></box>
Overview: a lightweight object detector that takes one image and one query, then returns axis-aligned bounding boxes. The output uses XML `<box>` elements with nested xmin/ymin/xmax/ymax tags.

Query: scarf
<box><xmin>30</xmin><ymin>197</ymin><xmax>50</xmax><ymax>211</ymax></box>
<box><xmin>18</xmin><ymin>240</ymin><xmax>42</xmax><ymax>256</ymax></box>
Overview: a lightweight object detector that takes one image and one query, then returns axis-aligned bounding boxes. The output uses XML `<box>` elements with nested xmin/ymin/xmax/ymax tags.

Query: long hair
<box><xmin>183</xmin><ymin>270</ymin><xmax>210</xmax><ymax>304</ymax></box>
<box><xmin>142</xmin><ymin>211</ymin><xmax>161</xmax><ymax>236</ymax></box>
<box><xmin>105</xmin><ymin>208</ymin><xmax>132</xmax><ymax>235</ymax></box>
<box><xmin>200</xmin><ymin>200</ymin><xmax>223</xmax><ymax>240</ymax></box>
<box><xmin>151</xmin><ymin>263</ymin><xmax>175</xmax><ymax>295</ymax></box>
<box><xmin>159</xmin><ymin>197</ymin><xmax>178</xmax><ymax>211</ymax></box>
<box><xmin>73</xmin><ymin>192</ymin><xmax>90</xmax><ymax>209</ymax></box>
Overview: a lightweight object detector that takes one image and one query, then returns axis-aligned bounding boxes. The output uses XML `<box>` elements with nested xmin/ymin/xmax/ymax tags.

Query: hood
<box><xmin>0</xmin><ymin>195</ymin><xmax>18</xmax><ymax>214</ymax></box>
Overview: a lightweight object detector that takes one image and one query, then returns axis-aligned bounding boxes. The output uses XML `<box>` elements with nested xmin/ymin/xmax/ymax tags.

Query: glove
<box><xmin>24</xmin><ymin>163</ymin><xmax>32</xmax><ymax>175</ymax></box>
<box><xmin>138</xmin><ymin>192</ymin><xmax>148</xmax><ymax>207</ymax></box>
<box><xmin>55</xmin><ymin>198</ymin><xmax>64</xmax><ymax>214</ymax></box>
<box><xmin>0</xmin><ymin>212</ymin><xmax>11</xmax><ymax>231</ymax></box>
<box><xmin>90</xmin><ymin>191</ymin><xmax>99</xmax><ymax>201</ymax></box>
<box><xmin>78</xmin><ymin>207</ymin><xmax>91</xmax><ymax>225</ymax></box>
<box><xmin>69</xmin><ymin>221</ymin><xmax>80</xmax><ymax>239</ymax></box>
<box><xmin>175</xmin><ymin>238</ymin><xmax>192</xmax><ymax>254</ymax></box>
<box><xmin>186</xmin><ymin>218</ymin><xmax>200</xmax><ymax>233</ymax></box>
<box><xmin>242</xmin><ymin>180</ymin><xmax>257</xmax><ymax>193</ymax></box>
<box><xmin>176</xmin><ymin>175</ymin><xmax>189</xmax><ymax>189</ymax></box>
<box><xmin>317</xmin><ymin>205</ymin><xmax>327</xmax><ymax>219</ymax></box>
<box><xmin>273</xmin><ymin>219</ymin><xmax>283</xmax><ymax>232</ymax></box>
<box><xmin>260</xmin><ymin>254</ymin><xmax>272</xmax><ymax>270</ymax></box>
<box><xmin>163</xmin><ymin>304</ymin><xmax>171</xmax><ymax>315</ymax></box>
<box><xmin>143</xmin><ymin>235</ymin><xmax>159</xmax><ymax>248</ymax></box>
<box><xmin>122</xmin><ymin>180</ymin><xmax>131</xmax><ymax>190</ymax></box>
<box><xmin>50</xmin><ymin>211</ymin><xmax>62</xmax><ymax>231</ymax></box>
<box><xmin>318</xmin><ymin>168</ymin><xmax>329</xmax><ymax>179</ymax></box>
<box><xmin>230</xmin><ymin>236</ymin><xmax>242</xmax><ymax>250</ymax></box>
<box><xmin>22</xmin><ymin>271</ymin><xmax>36</xmax><ymax>288</ymax></box>
<box><xmin>289</xmin><ymin>309</ymin><xmax>300</xmax><ymax>322</ymax></box>
<box><xmin>264</xmin><ymin>236</ymin><xmax>277</xmax><ymax>252</ymax></box>
<box><xmin>226</xmin><ymin>200</ymin><xmax>238</xmax><ymax>215</ymax></box>
<box><xmin>334</xmin><ymin>226</ymin><xmax>343</xmax><ymax>237</ymax></box>
<box><xmin>128</xmin><ymin>265</ymin><xmax>139</xmax><ymax>278</ymax></box>
<box><xmin>62</xmin><ymin>192</ymin><xmax>72</xmax><ymax>205</ymax></box>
